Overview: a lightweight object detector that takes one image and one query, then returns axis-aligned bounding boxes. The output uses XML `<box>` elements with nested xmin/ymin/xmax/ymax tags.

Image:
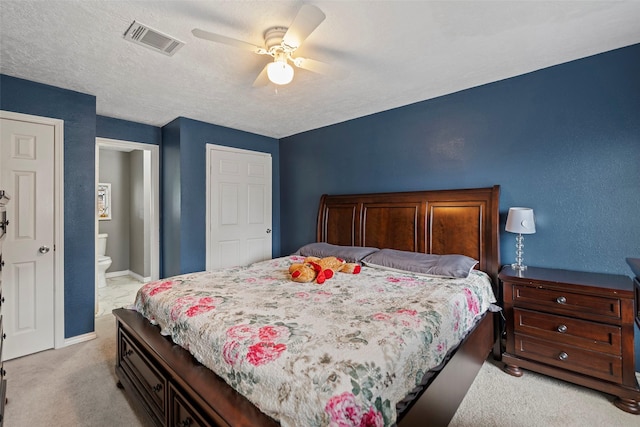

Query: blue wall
<box><xmin>96</xmin><ymin>115</ymin><xmax>164</xmax><ymax>273</ymax></box>
<box><xmin>161</xmin><ymin>119</ymin><xmax>182</xmax><ymax>277</ymax></box>
<box><xmin>96</xmin><ymin>115</ymin><xmax>162</xmax><ymax>146</ymax></box>
<box><xmin>1</xmin><ymin>74</ymin><xmax>97</xmax><ymax>338</ymax></box>
<box><xmin>161</xmin><ymin>117</ymin><xmax>280</xmax><ymax>278</ymax></box>
<box><xmin>279</xmin><ymin>44</ymin><xmax>640</xmax><ymax>276</ymax></box>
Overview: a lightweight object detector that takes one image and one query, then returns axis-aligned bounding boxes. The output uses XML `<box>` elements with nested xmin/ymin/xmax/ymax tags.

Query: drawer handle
<box><xmin>152</xmin><ymin>383</ymin><xmax>163</xmax><ymax>393</ymax></box>
<box><xmin>179</xmin><ymin>417</ymin><xmax>193</xmax><ymax>427</ymax></box>
<box><xmin>558</xmin><ymin>351</ymin><xmax>569</xmax><ymax>361</ymax></box>
<box><xmin>557</xmin><ymin>324</ymin><xmax>568</xmax><ymax>333</ymax></box>
<box><xmin>556</xmin><ymin>296</ymin><xmax>567</xmax><ymax>304</ymax></box>
<box><xmin>124</xmin><ymin>349</ymin><xmax>133</xmax><ymax>357</ymax></box>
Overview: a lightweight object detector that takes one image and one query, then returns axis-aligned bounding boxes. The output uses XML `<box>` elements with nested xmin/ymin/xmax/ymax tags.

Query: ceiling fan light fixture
<box><xmin>192</xmin><ymin>4</ymin><xmax>330</xmax><ymax>87</ymax></box>
<box><xmin>267</xmin><ymin>60</ymin><xmax>294</xmax><ymax>85</ymax></box>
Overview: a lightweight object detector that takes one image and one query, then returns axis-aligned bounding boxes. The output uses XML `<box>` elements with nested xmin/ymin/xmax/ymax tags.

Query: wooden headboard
<box><xmin>316</xmin><ymin>185</ymin><xmax>501</xmax><ymax>286</ymax></box>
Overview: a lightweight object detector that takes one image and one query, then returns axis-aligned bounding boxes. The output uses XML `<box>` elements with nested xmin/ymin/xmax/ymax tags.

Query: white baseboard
<box><xmin>106</xmin><ymin>270</ymin><xmax>130</xmax><ymax>278</ymax></box>
<box><xmin>129</xmin><ymin>270</ymin><xmax>152</xmax><ymax>283</ymax></box>
<box><xmin>106</xmin><ymin>269</ymin><xmax>151</xmax><ymax>283</ymax></box>
<box><xmin>61</xmin><ymin>330</ymin><xmax>97</xmax><ymax>347</ymax></box>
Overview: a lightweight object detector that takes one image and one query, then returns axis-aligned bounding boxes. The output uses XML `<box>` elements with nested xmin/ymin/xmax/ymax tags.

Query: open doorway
<box><xmin>95</xmin><ymin>137</ymin><xmax>159</xmax><ymax>316</ymax></box>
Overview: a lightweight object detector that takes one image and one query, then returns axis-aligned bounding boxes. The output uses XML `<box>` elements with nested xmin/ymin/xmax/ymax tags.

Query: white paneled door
<box><xmin>208</xmin><ymin>146</ymin><xmax>272</xmax><ymax>270</ymax></box>
<box><xmin>0</xmin><ymin>118</ymin><xmax>55</xmax><ymax>360</ymax></box>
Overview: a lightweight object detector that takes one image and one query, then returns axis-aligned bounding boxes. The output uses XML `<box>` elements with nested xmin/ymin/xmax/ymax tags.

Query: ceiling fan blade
<box><xmin>192</xmin><ymin>28</ymin><xmax>265</xmax><ymax>54</ymax></box>
<box><xmin>252</xmin><ymin>64</ymin><xmax>270</xmax><ymax>87</ymax></box>
<box><xmin>282</xmin><ymin>4</ymin><xmax>326</xmax><ymax>49</ymax></box>
<box><xmin>294</xmin><ymin>57</ymin><xmax>348</xmax><ymax>79</ymax></box>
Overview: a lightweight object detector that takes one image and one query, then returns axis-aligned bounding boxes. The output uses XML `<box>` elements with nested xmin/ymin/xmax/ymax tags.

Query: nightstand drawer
<box><xmin>512</xmin><ymin>285</ymin><xmax>621</xmax><ymax>321</ymax></box>
<box><xmin>513</xmin><ymin>308</ymin><xmax>621</xmax><ymax>355</ymax></box>
<box><xmin>513</xmin><ymin>334</ymin><xmax>623</xmax><ymax>382</ymax></box>
<box><xmin>634</xmin><ymin>277</ymin><xmax>640</xmax><ymax>328</ymax></box>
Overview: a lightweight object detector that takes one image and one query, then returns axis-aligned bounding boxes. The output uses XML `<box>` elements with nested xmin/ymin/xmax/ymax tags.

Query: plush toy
<box><xmin>310</xmin><ymin>260</ymin><xmax>334</xmax><ymax>284</ymax></box>
<box><xmin>288</xmin><ymin>259</ymin><xmax>333</xmax><ymax>284</ymax></box>
<box><xmin>311</xmin><ymin>256</ymin><xmax>343</xmax><ymax>271</ymax></box>
<box><xmin>299</xmin><ymin>256</ymin><xmax>333</xmax><ymax>284</ymax></box>
<box><xmin>288</xmin><ymin>256</ymin><xmax>362</xmax><ymax>284</ymax></box>
<box><xmin>288</xmin><ymin>262</ymin><xmax>318</xmax><ymax>283</ymax></box>
<box><xmin>338</xmin><ymin>262</ymin><xmax>361</xmax><ymax>274</ymax></box>
<box><xmin>314</xmin><ymin>256</ymin><xmax>362</xmax><ymax>275</ymax></box>
<box><xmin>304</xmin><ymin>256</ymin><xmax>361</xmax><ymax>283</ymax></box>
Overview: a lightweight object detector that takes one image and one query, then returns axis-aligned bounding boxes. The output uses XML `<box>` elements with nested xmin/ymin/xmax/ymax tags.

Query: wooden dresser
<box><xmin>500</xmin><ymin>266</ymin><xmax>640</xmax><ymax>414</ymax></box>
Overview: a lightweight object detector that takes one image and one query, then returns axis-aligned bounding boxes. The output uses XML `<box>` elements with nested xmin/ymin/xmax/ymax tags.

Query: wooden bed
<box><xmin>113</xmin><ymin>185</ymin><xmax>501</xmax><ymax>427</ymax></box>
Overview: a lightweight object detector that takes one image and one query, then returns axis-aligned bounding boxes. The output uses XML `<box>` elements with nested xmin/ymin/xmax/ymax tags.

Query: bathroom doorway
<box><xmin>95</xmin><ymin>138</ymin><xmax>159</xmax><ymax>316</ymax></box>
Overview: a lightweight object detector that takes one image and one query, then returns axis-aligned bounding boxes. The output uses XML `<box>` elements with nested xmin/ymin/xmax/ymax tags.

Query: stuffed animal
<box><xmin>338</xmin><ymin>262</ymin><xmax>361</xmax><ymax>274</ymax></box>
<box><xmin>288</xmin><ymin>256</ymin><xmax>362</xmax><ymax>284</ymax></box>
<box><xmin>304</xmin><ymin>256</ymin><xmax>361</xmax><ymax>283</ymax></box>
<box><xmin>298</xmin><ymin>256</ymin><xmax>332</xmax><ymax>284</ymax></box>
<box><xmin>311</xmin><ymin>256</ymin><xmax>361</xmax><ymax>275</ymax></box>
<box><xmin>288</xmin><ymin>262</ymin><xmax>318</xmax><ymax>283</ymax></box>
<box><xmin>309</xmin><ymin>260</ymin><xmax>334</xmax><ymax>284</ymax></box>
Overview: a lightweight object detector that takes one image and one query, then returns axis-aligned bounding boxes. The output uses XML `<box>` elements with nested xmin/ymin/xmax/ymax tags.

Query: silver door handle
<box><xmin>39</xmin><ymin>245</ymin><xmax>50</xmax><ymax>254</ymax></box>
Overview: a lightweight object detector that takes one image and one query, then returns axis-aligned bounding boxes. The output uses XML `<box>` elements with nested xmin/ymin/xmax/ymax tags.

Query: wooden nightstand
<box><xmin>627</xmin><ymin>258</ymin><xmax>640</xmax><ymax>328</ymax></box>
<box><xmin>500</xmin><ymin>266</ymin><xmax>640</xmax><ymax>414</ymax></box>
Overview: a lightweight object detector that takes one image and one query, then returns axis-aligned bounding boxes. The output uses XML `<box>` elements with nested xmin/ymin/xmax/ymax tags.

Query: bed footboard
<box><xmin>398</xmin><ymin>311</ymin><xmax>494</xmax><ymax>426</ymax></box>
<box><xmin>114</xmin><ymin>308</ymin><xmax>279</xmax><ymax>427</ymax></box>
<box><xmin>114</xmin><ymin>308</ymin><xmax>493</xmax><ymax>427</ymax></box>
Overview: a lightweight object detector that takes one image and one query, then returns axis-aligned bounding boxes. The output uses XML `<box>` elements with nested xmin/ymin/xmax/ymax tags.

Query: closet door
<box><xmin>207</xmin><ymin>145</ymin><xmax>272</xmax><ymax>270</ymax></box>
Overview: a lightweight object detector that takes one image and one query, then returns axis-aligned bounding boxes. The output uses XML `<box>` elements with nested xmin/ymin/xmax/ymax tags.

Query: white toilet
<box><xmin>97</xmin><ymin>233</ymin><xmax>112</xmax><ymax>288</ymax></box>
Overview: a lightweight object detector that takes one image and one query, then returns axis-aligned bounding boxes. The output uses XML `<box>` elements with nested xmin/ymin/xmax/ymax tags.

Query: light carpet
<box><xmin>3</xmin><ymin>313</ymin><xmax>638</xmax><ymax>426</ymax></box>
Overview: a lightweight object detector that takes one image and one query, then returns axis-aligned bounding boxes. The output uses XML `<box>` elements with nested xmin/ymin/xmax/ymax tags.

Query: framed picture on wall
<box><xmin>98</xmin><ymin>183</ymin><xmax>111</xmax><ymax>220</ymax></box>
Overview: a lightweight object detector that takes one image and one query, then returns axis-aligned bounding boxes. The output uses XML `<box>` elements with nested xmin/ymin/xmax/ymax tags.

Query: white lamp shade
<box><xmin>267</xmin><ymin>61</ymin><xmax>294</xmax><ymax>85</ymax></box>
<box><xmin>505</xmin><ymin>207</ymin><xmax>536</xmax><ymax>234</ymax></box>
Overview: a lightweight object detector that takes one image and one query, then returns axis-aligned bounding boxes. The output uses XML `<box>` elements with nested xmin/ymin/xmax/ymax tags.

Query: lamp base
<box><xmin>511</xmin><ymin>263</ymin><xmax>527</xmax><ymax>271</ymax></box>
<box><xmin>511</xmin><ymin>234</ymin><xmax>527</xmax><ymax>272</ymax></box>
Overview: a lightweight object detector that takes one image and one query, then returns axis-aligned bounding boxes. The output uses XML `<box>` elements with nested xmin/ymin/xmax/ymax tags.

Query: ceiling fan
<box><xmin>192</xmin><ymin>4</ymin><xmax>341</xmax><ymax>86</ymax></box>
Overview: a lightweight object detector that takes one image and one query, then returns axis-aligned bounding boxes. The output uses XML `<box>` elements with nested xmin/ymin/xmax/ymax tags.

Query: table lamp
<box><xmin>505</xmin><ymin>207</ymin><xmax>536</xmax><ymax>271</ymax></box>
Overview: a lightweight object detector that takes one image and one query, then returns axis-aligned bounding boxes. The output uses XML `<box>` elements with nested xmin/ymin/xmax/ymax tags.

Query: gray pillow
<box><xmin>297</xmin><ymin>242</ymin><xmax>379</xmax><ymax>263</ymax></box>
<box><xmin>361</xmin><ymin>249</ymin><xmax>478</xmax><ymax>279</ymax></box>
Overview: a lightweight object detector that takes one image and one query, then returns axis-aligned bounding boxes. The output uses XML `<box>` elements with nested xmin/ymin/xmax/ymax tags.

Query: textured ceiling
<box><xmin>1</xmin><ymin>1</ymin><xmax>639</xmax><ymax>139</ymax></box>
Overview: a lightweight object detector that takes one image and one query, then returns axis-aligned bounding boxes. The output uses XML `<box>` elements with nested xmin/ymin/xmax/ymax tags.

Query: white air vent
<box><xmin>123</xmin><ymin>21</ymin><xmax>184</xmax><ymax>56</ymax></box>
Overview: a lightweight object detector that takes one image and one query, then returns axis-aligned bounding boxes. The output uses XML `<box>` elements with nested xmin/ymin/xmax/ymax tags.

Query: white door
<box><xmin>208</xmin><ymin>146</ymin><xmax>272</xmax><ymax>269</ymax></box>
<box><xmin>0</xmin><ymin>118</ymin><xmax>55</xmax><ymax>360</ymax></box>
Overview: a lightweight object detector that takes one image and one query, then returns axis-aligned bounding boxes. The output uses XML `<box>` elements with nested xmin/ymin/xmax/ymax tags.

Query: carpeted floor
<box><xmin>4</xmin><ymin>314</ymin><xmax>153</xmax><ymax>427</ymax></box>
<box><xmin>3</xmin><ymin>313</ymin><xmax>638</xmax><ymax>426</ymax></box>
<box><xmin>449</xmin><ymin>357</ymin><xmax>638</xmax><ymax>427</ymax></box>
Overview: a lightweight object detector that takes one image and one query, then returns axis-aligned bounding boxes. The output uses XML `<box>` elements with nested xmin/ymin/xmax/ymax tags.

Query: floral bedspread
<box><xmin>133</xmin><ymin>256</ymin><xmax>496</xmax><ymax>427</ymax></box>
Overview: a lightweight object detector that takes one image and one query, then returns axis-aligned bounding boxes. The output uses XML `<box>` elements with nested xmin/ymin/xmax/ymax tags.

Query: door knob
<box><xmin>39</xmin><ymin>246</ymin><xmax>50</xmax><ymax>254</ymax></box>
<box><xmin>266</xmin><ymin>228</ymin><xmax>271</xmax><ymax>234</ymax></box>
